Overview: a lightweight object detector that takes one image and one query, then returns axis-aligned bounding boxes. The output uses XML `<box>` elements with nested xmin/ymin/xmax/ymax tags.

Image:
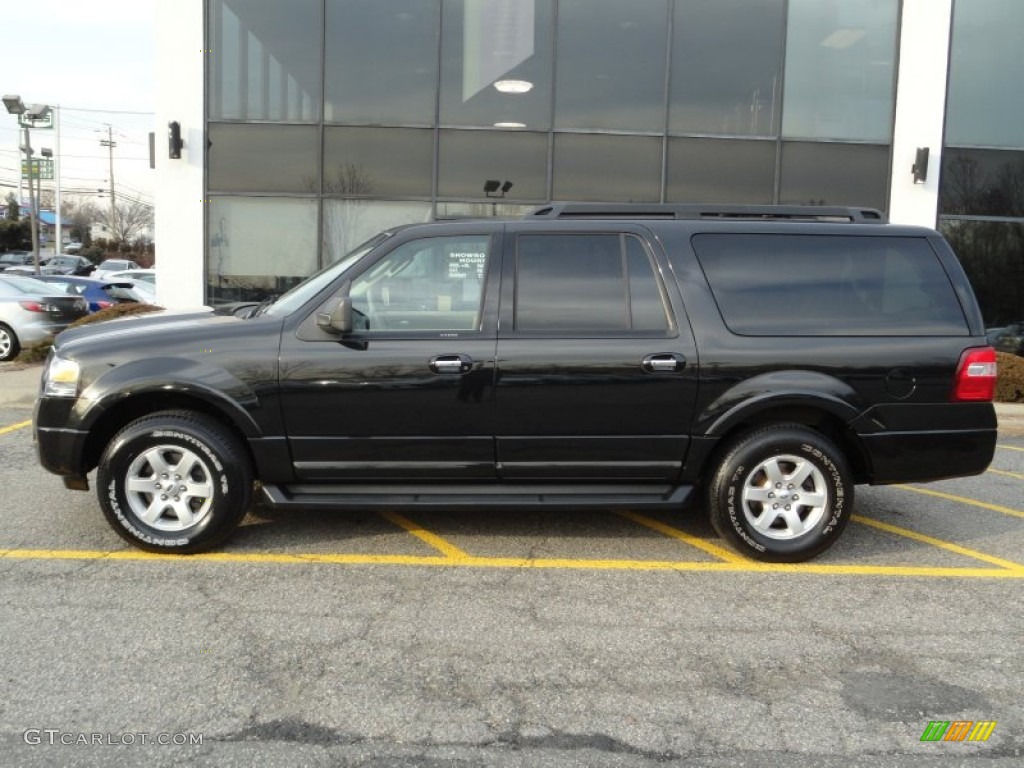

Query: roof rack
<box><xmin>527</xmin><ymin>203</ymin><xmax>887</xmax><ymax>224</ymax></box>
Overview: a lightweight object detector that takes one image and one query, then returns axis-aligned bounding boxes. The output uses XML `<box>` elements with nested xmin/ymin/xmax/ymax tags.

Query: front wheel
<box><xmin>97</xmin><ymin>411</ymin><xmax>252</xmax><ymax>553</ymax></box>
<box><xmin>706</xmin><ymin>425</ymin><xmax>854</xmax><ymax>562</ymax></box>
<box><xmin>0</xmin><ymin>323</ymin><xmax>19</xmax><ymax>361</ymax></box>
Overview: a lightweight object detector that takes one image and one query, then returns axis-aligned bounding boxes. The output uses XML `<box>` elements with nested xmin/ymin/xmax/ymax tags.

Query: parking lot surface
<box><xmin>0</xmin><ymin>376</ymin><xmax>1021</xmax><ymax>765</ymax></box>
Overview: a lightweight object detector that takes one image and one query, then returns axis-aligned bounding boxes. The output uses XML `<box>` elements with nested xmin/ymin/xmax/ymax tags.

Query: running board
<box><xmin>260</xmin><ymin>483</ymin><xmax>692</xmax><ymax>511</ymax></box>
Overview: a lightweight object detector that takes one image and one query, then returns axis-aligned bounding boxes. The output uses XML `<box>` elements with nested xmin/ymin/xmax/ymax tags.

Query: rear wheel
<box><xmin>707</xmin><ymin>425</ymin><xmax>854</xmax><ymax>562</ymax></box>
<box><xmin>0</xmin><ymin>323</ymin><xmax>19</xmax><ymax>361</ymax></box>
<box><xmin>97</xmin><ymin>411</ymin><xmax>252</xmax><ymax>553</ymax></box>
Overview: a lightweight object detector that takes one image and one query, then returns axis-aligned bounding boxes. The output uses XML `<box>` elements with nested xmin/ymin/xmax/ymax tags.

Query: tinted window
<box><xmin>692</xmin><ymin>234</ymin><xmax>969</xmax><ymax>336</ymax></box>
<box><xmin>515</xmin><ymin>234</ymin><xmax>669</xmax><ymax>333</ymax></box>
<box><xmin>350</xmin><ymin>235</ymin><xmax>492</xmax><ymax>333</ymax></box>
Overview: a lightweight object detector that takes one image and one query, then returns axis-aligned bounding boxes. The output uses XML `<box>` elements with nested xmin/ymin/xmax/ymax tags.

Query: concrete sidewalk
<box><xmin>1</xmin><ymin>360</ymin><xmax>1023</xmax><ymax>434</ymax></box>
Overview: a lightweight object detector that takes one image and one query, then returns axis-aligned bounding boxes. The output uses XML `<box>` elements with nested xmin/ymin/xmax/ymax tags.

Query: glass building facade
<box><xmin>197</xmin><ymin>0</ymin><xmax>1023</xmax><ymax>349</ymax></box>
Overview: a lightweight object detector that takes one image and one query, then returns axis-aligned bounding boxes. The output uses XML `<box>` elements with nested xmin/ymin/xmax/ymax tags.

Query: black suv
<box><xmin>34</xmin><ymin>205</ymin><xmax>998</xmax><ymax>561</ymax></box>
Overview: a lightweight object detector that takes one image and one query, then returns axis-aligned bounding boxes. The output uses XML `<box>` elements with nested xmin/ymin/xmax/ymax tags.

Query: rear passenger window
<box><xmin>692</xmin><ymin>234</ymin><xmax>969</xmax><ymax>336</ymax></box>
<box><xmin>515</xmin><ymin>234</ymin><xmax>670</xmax><ymax>333</ymax></box>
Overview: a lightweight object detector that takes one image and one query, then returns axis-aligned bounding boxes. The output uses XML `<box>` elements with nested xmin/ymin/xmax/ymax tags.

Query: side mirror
<box><xmin>316</xmin><ymin>296</ymin><xmax>353</xmax><ymax>334</ymax></box>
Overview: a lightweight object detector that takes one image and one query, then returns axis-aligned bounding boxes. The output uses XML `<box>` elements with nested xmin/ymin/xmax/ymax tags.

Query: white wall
<box><xmin>154</xmin><ymin>0</ymin><xmax>206</xmax><ymax>308</ymax></box>
<box><xmin>888</xmin><ymin>0</ymin><xmax>953</xmax><ymax>226</ymax></box>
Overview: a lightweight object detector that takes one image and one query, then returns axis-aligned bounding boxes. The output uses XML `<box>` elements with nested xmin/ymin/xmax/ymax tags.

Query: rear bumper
<box><xmin>860</xmin><ymin>428</ymin><xmax>997</xmax><ymax>484</ymax></box>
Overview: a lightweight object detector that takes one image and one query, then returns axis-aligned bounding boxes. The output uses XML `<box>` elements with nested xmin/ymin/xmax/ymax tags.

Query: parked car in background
<box><xmin>63</xmin><ymin>241</ymin><xmax>83</xmax><ymax>253</ymax></box>
<box><xmin>30</xmin><ymin>275</ymin><xmax>151</xmax><ymax>313</ymax></box>
<box><xmin>990</xmin><ymin>322</ymin><xmax>1024</xmax><ymax>356</ymax></box>
<box><xmin>91</xmin><ymin>259</ymin><xmax>140</xmax><ymax>280</ymax></box>
<box><xmin>45</xmin><ymin>254</ymin><xmax>95</xmax><ymax>276</ymax></box>
<box><xmin>0</xmin><ymin>275</ymin><xmax>90</xmax><ymax>360</ymax></box>
<box><xmin>0</xmin><ymin>252</ymin><xmax>36</xmax><ymax>271</ymax></box>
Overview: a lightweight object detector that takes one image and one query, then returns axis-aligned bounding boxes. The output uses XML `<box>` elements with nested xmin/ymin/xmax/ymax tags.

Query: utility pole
<box><xmin>100</xmin><ymin>124</ymin><xmax>117</xmax><ymax>240</ymax></box>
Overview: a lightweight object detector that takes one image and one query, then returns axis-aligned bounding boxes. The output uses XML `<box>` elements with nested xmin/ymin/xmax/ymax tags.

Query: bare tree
<box><xmin>107</xmin><ymin>198</ymin><xmax>154</xmax><ymax>246</ymax></box>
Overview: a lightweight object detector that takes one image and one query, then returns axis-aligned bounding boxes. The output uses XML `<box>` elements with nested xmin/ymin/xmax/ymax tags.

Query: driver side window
<box><xmin>349</xmin><ymin>235</ymin><xmax>491</xmax><ymax>333</ymax></box>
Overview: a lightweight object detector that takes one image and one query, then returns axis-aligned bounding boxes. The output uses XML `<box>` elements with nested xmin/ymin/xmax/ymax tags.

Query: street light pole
<box><xmin>23</xmin><ymin>125</ymin><xmax>40</xmax><ymax>273</ymax></box>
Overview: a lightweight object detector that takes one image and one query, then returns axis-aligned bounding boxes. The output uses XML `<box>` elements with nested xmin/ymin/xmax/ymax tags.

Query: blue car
<box><xmin>29</xmin><ymin>275</ymin><xmax>148</xmax><ymax>313</ymax></box>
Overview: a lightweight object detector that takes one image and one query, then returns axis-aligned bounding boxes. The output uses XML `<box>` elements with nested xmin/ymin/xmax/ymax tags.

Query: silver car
<box><xmin>0</xmin><ymin>276</ymin><xmax>90</xmax><ymax>361</ymax></box>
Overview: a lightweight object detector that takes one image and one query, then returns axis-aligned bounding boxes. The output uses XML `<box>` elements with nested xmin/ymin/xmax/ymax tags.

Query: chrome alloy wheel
<box><xmin>124</xmin><ymin>444</ymin><xmax>215</xmax><ymax>532</ymax></box>
<box><xmin>0</xmin><ymin>327</ymin><xmax>12</xmax><ymax>359</ymax></box>
<box><xmin>740</xmin><ymin>454</ymin><xmax>829</xmax><ymax>540</ymax></box>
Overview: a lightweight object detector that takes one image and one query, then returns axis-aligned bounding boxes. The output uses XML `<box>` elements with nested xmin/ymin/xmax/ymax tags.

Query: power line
<box><xmin>62</xmin><ymin>106</ymin><xmax>155</xmax><ymax>116</ymax></box>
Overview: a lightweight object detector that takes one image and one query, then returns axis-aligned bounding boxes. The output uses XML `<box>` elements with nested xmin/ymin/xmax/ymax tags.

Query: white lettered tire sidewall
<box><xmin>708</xmin><ymin>425</ymin><xmax>854</xmax><ymax>563</ymax></box>
<box><xmin>97</xmin><ymin>411</ymin><xmax>252</xmax><ymax>553</ymax></box>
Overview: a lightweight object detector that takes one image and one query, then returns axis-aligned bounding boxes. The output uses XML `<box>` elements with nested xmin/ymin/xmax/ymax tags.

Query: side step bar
<box><xmin>260</xmin><ymin>483</ymin><xmax>692</xmax><ymax>512</ymax></box>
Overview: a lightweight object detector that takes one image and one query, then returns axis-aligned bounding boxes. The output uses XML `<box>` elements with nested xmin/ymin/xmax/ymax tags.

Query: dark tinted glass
<box><xmin>437</xmin><ymin>129</ymin><xmax>547</xmax><ymax>200</ymax></box>
<box><xmin>325</xmin><ymin>0</ymin><xmax>439</xmax><ymax>126</ymax></box>
<box><xmin>939</xmin><ymin>149</ymin><xmax>1024</xmax><ymax>218</ymax></box>
<box><xmin>515</xmin><ymin>234</ymin><xmax>667</xmax><ymax>333</ymax></box>
<box><xmin>779</xmin><ymin>142</ymin><xmax>889</xmax><ymax>210</ymax></box>
<box><xmin>208</xmin><ymin>124</ymin><xmax>319</xmax><ymax>193</ymax></box>
<box><xmin>208</xmin><ymin>0</ymin><xmax>321</xmax><ymax>121</ymax></box>
<box><xmin>946</xmin><ymin>0</ymin><xmax>1024</xmax><ymax>149</ymax></box>
<box><xmin>554</xmin><ymin>0</ymin><xmax>669</xmax><ymax>132</ymax></box>
<box><xmin>692</xmin><ymin>234</ymin><xmax>969</xmax><ymax>336</ymax></box>
<box><xmin>939</xmin><ymin>219</ymin><xmax>1024</xmax><ymax>334</ymax></box>
<box><xmin>670</xmin><ymin>0</ymin><xmax>784</xmax><ymax>137</ymax></box>
<box><xmin>440</xmin><ymin>0</ymin><xmax>554</xmax><ymax>130</ymax></box>
<box><xmin>552</xmin><ymin>134</ymin><xmax>662</xmax><ymax>203</ymax></box>
<box><xmin>782</xmin><ymin>0</ymin><xmax>898</xmax><ymax>142</ymax></box>
<box><xmin>324</xmin><ymin>127</ymin><xmax>434</xmax><ymax>197</ymax></box>
<box><xmin>667</xmin><ymin>138</ymin><xmax>776</xmax><ymax>203</ymax></box>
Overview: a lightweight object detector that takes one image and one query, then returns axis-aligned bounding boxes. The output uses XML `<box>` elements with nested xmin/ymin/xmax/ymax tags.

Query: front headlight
<box><xmin>43</xmin><ymin>355</ymin><xmax>81</xmax><ymax>398</ymax></box>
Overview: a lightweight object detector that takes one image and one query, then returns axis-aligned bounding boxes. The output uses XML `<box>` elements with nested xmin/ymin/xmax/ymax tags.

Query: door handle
<box><xmin>642</xmin><ymin>353</ymin><xmax>686</xmax><ymax>373</ymax></box>
<box><xmin>429</xmin><ymin>354</ymin><xmax>473</xmax><ymax>374</ymax></box>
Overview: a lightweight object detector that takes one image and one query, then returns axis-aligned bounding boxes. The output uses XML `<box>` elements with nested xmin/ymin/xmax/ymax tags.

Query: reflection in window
<box><xmin>782</xmin><ymin>0</ymin><xmax>898</xmax><ymax>142</ymax></box>
<box><xmin>438</xmin><ymin>129</ymin><xmax>547</xmax><ymax>199</ymax></box>
<box><xmin>667</xmin><ymin>138</ymin><xmax>776</xmax><ymax>203</ymax></box>
<box><xmin>779</xmin><ymin>142</ymin><xmax>889</xmax><ymax>210</ymax></box>
<box><xmin>947</xmin><ymin>0</ymin><xmax>1024</xmax><ymax>149</ymax></box>
<box><xmin>324</xmin><ymin>127</ymin><xmax>434</xmax><ymax>198</ymax></box>
<box><xmin>207</xmin><ymin>197</ymin><xmax>319</xmax><ymax>305</ymax></box>
<box><xmin>940</xmin><ymin>149</ymin><xmax>1024</xmax><ymax>218</ymax></box>
<box><xmin>670</xmin><ymin>0</ymin><xmax>785</xmax><ymax>137</ymax></box>
<box><xmin>350</xmin><ymin>235</ymin><xmax>491</xmax><ymax>332</ymax></box>
<box><xmin>323</xmin><ymin>200</ymin><xmax>433</xmax><ymax>264</ymax></box>
<box><xmin>325</xmin><ymin>0</ymin><xmax>439</xmax><ymax>125</ymax></box>
<box><xmin>515</xmin><ymin>234</ymin><xmax>668</xmax><ymax>332</ymax></box>
<box><xmin>208</xmin><ymin>124</ymin><xmax>319</xmax><ymax>193</ymax></box>
<box><xmin>208</xmin><ymin>0</ymin><xmax>321</xmax><ymax>121</ymax></box>
<box><xmin>552</xmin><ymin>134</ymin><xmax>662</xmax><ymax>202</ymax></box>
<box><xmin>555</xmin><ymin>0</ymin><xmax>669</xmax><ymax>133</ymax></box>
<box><xmin>440</xmin><ymin>0</ymin><xmax>554</xmax><ymax>130</ymax></box>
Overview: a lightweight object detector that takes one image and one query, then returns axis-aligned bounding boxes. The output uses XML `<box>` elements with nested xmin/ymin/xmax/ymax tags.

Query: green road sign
<box><xmin>21</xmin><ymin>158</ymin><xmax>55</xmax><ymax>181</ymax></box>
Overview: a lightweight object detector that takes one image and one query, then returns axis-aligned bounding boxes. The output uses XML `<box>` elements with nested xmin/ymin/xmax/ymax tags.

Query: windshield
<box><xmin>262</xmin><ymin>231</ymin><xmax>394</xmax><ymax>317</ymax></box>
<box><xmin>0</xmin><ymin>276</ymin><xmax>52</xmax><ymax>295</ymax></box>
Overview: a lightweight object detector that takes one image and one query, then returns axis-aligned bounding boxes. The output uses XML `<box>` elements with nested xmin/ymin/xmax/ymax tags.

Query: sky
<box><xmin>0</xmin><ymin>0</ymin><xmax>155</xmax><ymax>214</ymax></box>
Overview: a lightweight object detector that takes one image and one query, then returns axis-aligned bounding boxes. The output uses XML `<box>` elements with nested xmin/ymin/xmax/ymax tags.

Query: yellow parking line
<box><xmin>852</xmin><ymin>515</ymin><xmax>1023</xmax><ymax>571</ymax></box>
<box><xmin>377</xmin><ymin>511</ymin><xmax>470</xmax><ymax>560</ymax></box>
<box><xmin>894</xmin><ymin>484</ymin><xmax>1024</xmax><ymax>520</ymax></box>
<box><xmin>1</xmin><ymin>547</ymin><xmax>1022</xmax><ymax>578</ymax></box>
<box><xmin>988</xmin><ymin>468</ymin><xmax>1024</xmax><ymax>481</ymax></box>
<box><xmin>0</xmin><ymin>419</ymin><xmax>31</xmax><ymax>436</ymax></box>
<box><xmin>616</xmin><ymin>511</ymin><xmax>747</xmax><ymax>564</ymax></box>
<box><xmin>997</xmin><ymin>444</ymin><xmax>1024</xmax><ymax>453</ymax></box>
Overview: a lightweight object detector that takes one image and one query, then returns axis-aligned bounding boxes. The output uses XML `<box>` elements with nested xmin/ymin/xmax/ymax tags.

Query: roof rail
<box><xmin>527</xmin><ymin>203</ymin><xmax>887</xmax><ymax>224</ymax></box>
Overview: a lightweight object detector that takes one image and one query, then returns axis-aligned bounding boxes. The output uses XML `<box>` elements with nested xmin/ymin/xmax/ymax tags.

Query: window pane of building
<box><xmin>670</xmin><ymin>0</ymin><xmax>785</xmax><ymax>137</ymax></box>
<box><xmin>208</xmin><ymin>124</ymin><xmax>319</xmax><ymax>193</ymax></box>
<box><xmin>440</xmin><ymin>0</ymin><xmax>554</xmax><ymax>130</ymax></box>
<box><xmin>323</xmin><ymin>200</ymin><xmax>433</xmax><ymax>264</ymax></box>
<box><xmin>779</xmin><ymin>142</ymin><xmax>889</xmax><ymax>209</ymax></box>
<box><xmin>554</xmin><ymin>0</ymin><xmax>669</xmax><ymax>133</ymax></box>
<box><xmin>438</xmin><ymin>129</ymin><xmax>547</xmax><ymax>200</ymax></box>
<box><xmin>552</xmin><ymin>134</ymin><xmax>662</xmax><ymax>202</ymax></box>
<box><xmin>325</xmin><ymin>0</ymin><xmax>439</xmax><ymax>126</ymax></box>
<box><xmin>437</xmin><ymin>202</ymin><xmax>539</xmax><ymax>218</ymax></box>
<box><xmin>666</xmin><ymin>138</ymin><xmax>776</xmax><ymax>203</ymax></box>
<box><xmin>940</xmin><ymin>219</ymin><xmax>1024</xmax><ymax>338</ymax></box>
<box><xmin>208</xmin><ymin>0</ymin><xmax>321</xmax><ymax>121</ymax></box>
<box><xmin>940</xmin><ymin>149</ymin><xmax>1024</xmax><ymax>217</ymax></box>
<box><xmin>946</xmin><ymin>0</ymin><xmax>1024</xmax><ymax>149</ymax></box>
<box><xmin>324</xmin><ymin>127</ymin><xmax>434</xmax><ymax>198</ymax></box>
<box><xmin>782</xmin><ymin>0</ymin><xmax>898</xmax><ymax>142</ymax></box>
<box><xmin>208</xmin><ymin>197</ymin><xmax>319</xmax><ymax>305</ymax></box>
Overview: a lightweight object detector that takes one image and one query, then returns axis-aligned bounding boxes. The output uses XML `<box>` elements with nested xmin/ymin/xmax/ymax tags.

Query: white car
<box><xmin>107</xmin><ymin>269</ymin><xmax>156</xmax><ymax>302</ymax></box>
<box><xmin>92</xmin><ymin>259</ymin><xmax>142</xmax><ymax>280</ymax></box>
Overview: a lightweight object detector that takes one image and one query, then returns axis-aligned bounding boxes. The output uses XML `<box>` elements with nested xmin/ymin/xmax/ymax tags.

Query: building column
<box><xmin>888</xmin><ymin>0</ymin><xmax>953</xmax><ymax>226</ymax></box>
<box><xmin>155</xmin><ymin>0</ymin><xmax>206</xmax><ymax>308</ymax></box>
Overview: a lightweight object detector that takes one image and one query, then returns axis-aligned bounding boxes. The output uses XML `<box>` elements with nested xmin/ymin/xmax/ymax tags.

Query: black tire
<box><xmin>97</xmin><ymin>411</ymin><xmax>252</xmax><ymax>553</ymax></box>
<box><xmin>0</xmin><ymin>323</ymin><xmax>19</xmax><ymax>361</ymax></box>
<box><xmin>706</xmin><ymin>424</ymin><xmax>854</xmax><ymax>563</ymax></box>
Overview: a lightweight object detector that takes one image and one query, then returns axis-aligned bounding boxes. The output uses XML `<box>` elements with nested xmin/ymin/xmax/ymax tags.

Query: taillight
<box><xmin>96</xmin><ymin>300</ymin><xmax>113</xmax><ymax>309</ymax></box>
<box><xmin>18</xmin><ymin>300</ymin><xmax>46</xmax><ymax>313</ymax></box>
<box><xmin>951</xmin><ymin>347</ymin><xmax>998</xmax><ymax>402</ymax></box>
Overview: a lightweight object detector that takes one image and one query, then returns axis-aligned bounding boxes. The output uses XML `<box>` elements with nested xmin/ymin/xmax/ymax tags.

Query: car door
<box><xmin>493</xmin><ymin>222</ymin><xmax>699</xmax><ymax>482</ymax></box>
<box><xmin>278</xmin><ymin>225</ymin><xmax>502</xmax><ymax>482</ymax></box>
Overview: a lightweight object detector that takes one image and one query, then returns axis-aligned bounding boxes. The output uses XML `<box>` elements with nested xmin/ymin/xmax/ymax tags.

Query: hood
<box><xmin>55</xmin><ymin>307</ymin><xmax>225</xmax><ymax>354</ymax></box>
